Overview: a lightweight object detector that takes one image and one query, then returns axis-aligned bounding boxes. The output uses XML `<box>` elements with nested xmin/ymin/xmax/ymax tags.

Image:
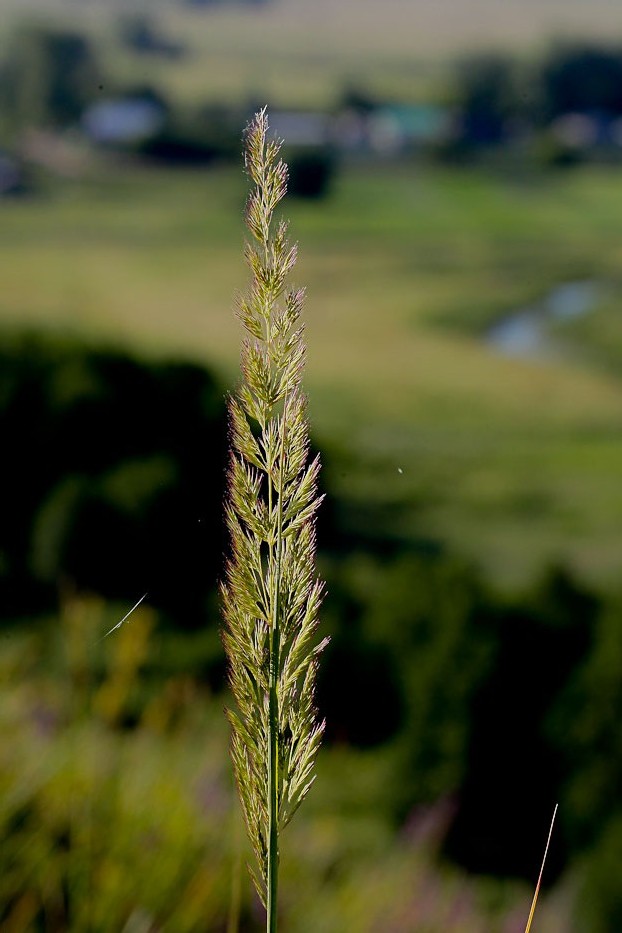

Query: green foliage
<box><xmin>117</xmin><ymin>13</ymin><xmax>186</xmax><ymax>59</ymax></box>
<box><xmin>0</xmin><ymin>598</ymin><xmax>574</xmax><ymax>932</ymax></box>
<box><xmin>0</xmin><ymin>336</ymin><xmax>226</xmax><ymax>626</ymax></box>
<box><xmin>453</xmin><ymin>53</ymin><xmax>520</xmax><ymax>148</ymax></box>
<box><xmin>287</xmin><ymin>149</ymin><xmax>336</xmax><ymax>200</ymax></box>
<box><xmin>0</xmin><ymin>25</ymin><xmax>102</xmax><ymax>134</ymax></box>
<box><xmin>320</xmin><ymin>551</ymin><xmax>493</xmax><ymax>804</ymax></box>
<box><xmin>443</xmin><ymin>567</ymin><xmax>595</xmax><ymax>879</ymax></box>
<box><xmin>222</xmin><ymin>110</ymin><xmax>326</xmax><ymax>917</ymax></box>
<box><xmin>538</xmin><ymin>43</ymin><xmax>622</xmax><ymax>122</ymax></box>
<box><xmin>579</xmin><ymin>814</ymin><xmax>622</xmax><ymax>933</ymax></box>
<box><xmin>0</xmin><ymin>599</ymin><xmax>234</xmax><ymax>932</ymax></box>
<box><xmin>548</xmin><ymin>591</ymin><xmax>622</xmax><ymax>929</ymax></box>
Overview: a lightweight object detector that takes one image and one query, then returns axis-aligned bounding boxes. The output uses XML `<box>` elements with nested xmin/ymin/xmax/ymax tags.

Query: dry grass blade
<box><xmin>524</xmin><ymin>803</ymin><xmax>558</xmax><ymax>933</ymax></box>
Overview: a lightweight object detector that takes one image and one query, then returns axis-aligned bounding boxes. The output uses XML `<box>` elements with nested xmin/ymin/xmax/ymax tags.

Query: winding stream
<box><xmin>485</xmin><ymin>280</ymin><xmax>600</xmax><ymax>359</ymax></box>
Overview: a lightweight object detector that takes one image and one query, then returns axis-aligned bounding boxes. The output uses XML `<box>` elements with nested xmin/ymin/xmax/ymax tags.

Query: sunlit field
<box><xmin>4</xmin><ymin>0</ymin><xmax>622</xmax><ymax>108</ymax></box>
<box><xmin>3</xmin><ymin>160</ymin><xmax>622</xmax><ymax>585</ymax></box>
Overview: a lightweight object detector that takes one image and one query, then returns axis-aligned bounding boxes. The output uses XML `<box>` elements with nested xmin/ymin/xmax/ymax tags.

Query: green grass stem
<box><xmin>222</xmin><ymin>108</ymin><xmax>326</xmax><ymax>930</ymax></box>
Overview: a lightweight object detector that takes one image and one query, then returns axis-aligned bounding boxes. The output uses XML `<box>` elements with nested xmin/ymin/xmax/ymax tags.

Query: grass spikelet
<box><xmin>222</xmin><ymin>107</ymin><xmax>326</xmax><ymax>931</ymax></box>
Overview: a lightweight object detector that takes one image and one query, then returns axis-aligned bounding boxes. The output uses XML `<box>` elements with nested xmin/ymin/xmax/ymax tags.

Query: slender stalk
<box><xmin>222</xmin><ymin>108</ymin><xmax>327</xmax><ymax>929</ymax></box>
<box><xmin>267</xmin><ymin>625</ymin><xmax>280</xmax><ymax>924</ymax></box>
<box><xmin>524</xmin><ymin>803</ymin><xmax>558</xmax><ymax>933</ymax></box>
<box><xmin>267</xmin><ymin>417</ymin><xmax>286</xmax><ymax>930</ymax></box>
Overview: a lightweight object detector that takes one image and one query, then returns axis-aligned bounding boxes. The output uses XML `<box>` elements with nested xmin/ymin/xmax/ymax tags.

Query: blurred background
<box><xmin>1</xmin><ymin>0</ymin><xmax>622</xmax><ymax>929</ymax></box>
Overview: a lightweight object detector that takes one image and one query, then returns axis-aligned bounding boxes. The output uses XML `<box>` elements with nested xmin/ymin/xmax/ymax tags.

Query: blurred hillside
<box><xmin>8</xmin><ymin>0</ymin><xmax>622</xmax><ymax>52</ymax></box>
<box><xmin>4</xmin><ymin>0</ymin><xmax>622</xmax><ymax>107</ymax></box>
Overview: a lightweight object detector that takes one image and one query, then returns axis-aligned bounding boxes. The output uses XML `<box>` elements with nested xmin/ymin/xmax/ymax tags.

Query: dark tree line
<box><xmin>455</xmin><ymin>42</ymin><xmax>622</xmax><ymax>149</ymax></box>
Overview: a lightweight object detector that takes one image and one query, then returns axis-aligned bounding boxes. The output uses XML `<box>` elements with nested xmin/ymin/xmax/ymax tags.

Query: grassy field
<box><xmin>0</xmin><ymin>597</ymin><xmax>574</xmax><ymax>932</ymax></box>
<box><xmin>4</xmin><ymin>0</ymin><xmax>622</xmax><ymax>108</ymax></box>
<box><xmin>3</xmin><ymin>159</ymin><xmax>622</xmax><ymax>585</ymax></box>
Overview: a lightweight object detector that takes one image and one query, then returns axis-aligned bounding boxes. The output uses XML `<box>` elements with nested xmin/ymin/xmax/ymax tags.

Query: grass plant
<box><xmin>222</xmin><ymin>109</ymin><xmax>326</xmax><ymax>931</ymax></box>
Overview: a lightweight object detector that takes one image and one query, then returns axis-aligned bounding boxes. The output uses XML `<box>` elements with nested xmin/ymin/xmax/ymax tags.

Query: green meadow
<box><xmin>4</xmin><ymin>160</ymin><xmax>622</xmax><ymax>586</ymax></box>
<box><xmin>6</xmin><ymin>0</ymin><xmax>622</xmax><ymax>109</ymax></box>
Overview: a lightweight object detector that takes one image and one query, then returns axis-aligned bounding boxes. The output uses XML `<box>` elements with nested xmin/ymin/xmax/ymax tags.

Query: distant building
<box><xmin>267</xmin><ymin>111</ymin><xmax>332</xmax><ymax>148</ymax></box>
<box><xmin>333</xmin><ymin>103</ymin><xmax>451</xmax><ymax>156</ymax></box>
<box><xmin>550</xmin><ymin>113</ymin><xmax>599</xmax><ymax>151</ymax></box>
<box><xmin>368</xmin><ymin>104</ymin><xmax>451</xmax><ymax>155</ymax></box>
<box><xmin>549</xmin><ymin>111</ymin><xmax>622</xmax><ymax>157</ymax></box>
<box><xmin>82</xmin><ymin>98</ymin><xmax>166</xmax><ymax>146</ymax></box>
<box><xmin>268</xmin><ymin>104</ymin><xmax>450</xmax><ymax>158</ymax></box>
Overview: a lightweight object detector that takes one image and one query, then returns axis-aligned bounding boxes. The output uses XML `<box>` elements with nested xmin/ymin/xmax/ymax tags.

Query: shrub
<box><xmin>287</xmin><ymin>148</ymin><xmax>336</xmax><ymax>200</ymax></box>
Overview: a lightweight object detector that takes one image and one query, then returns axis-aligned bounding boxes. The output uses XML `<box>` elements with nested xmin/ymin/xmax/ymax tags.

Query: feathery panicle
<box><xmin>222</xmin><ymin>108</ymin><xmax>326</xmax><ymax>926</ymax></box>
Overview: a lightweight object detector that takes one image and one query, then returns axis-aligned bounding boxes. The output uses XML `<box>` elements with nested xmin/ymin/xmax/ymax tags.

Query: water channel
<box><xmin>485</xmin><ymin>280</ymin><xmax>600</xmax><ymax>359</ymax></box>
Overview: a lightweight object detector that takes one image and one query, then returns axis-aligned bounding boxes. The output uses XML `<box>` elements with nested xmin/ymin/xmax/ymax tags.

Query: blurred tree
<box><xmin>443</xmin><ymin>565</ymin><xmax>596</xmax><ymax>881</ymax></box>
<box><xmin>319</xmin><ymin>550</ymin><xmax>493</xmax><ymax>810</ymax></box>
<box><xmin>538</xmin><ymin>43</ymin><xmax>622</xmax><ymax>122</ymax></box>
<box><xmin>340</xmin><ymin>85</ymin><xmax>379</xmax><ymax>115</ymax></box>
<box><xmin>547</xmin><ymin>589</ymin><xmax>622</xmax><ymax>931</ymax></box>
<box><xmin>549</xmin><ymin>592</ymin><xmax>622</xmax><ymax>851</ymax></box>
<box><xmin>135</xmin><ymin>104</ymin><xmax>240</xmax><ymax>164</ymax></box>
<box><xmin>579</xmin><ymin>814</ymin><xmax>622</xmax><ymax>933</ymax></box>
<box><xmin>454</xmin><ymin>54</ymin><xmax>520</xmax><ymax>148</ymax></box>
<box><xmin>372</xmin><ymin>554</ymin><xmax>493</xmax><ymax>807</ymax></box>
<box><xmin>0</xmin><ymin>337</ymin><xmax>226</xmax><ymax>628</ymax></box>
<box><xmin>319</xmin><ymin>553</ymin><xmax>406</xmax><ymax>748</ymax></box>
<box><xmin>0</xmin><ymin>25</ymin><xmax>102</xmax><ymax>134</ymax></box>
<box><xmin>117</xmin><ymin>14</ymin><xmax>185</xmax><ymax>59</ymax></box>
<box><xmin>287</xmin><ymin>148</ymin><xmax>336</xmax><ymax>199</ymax></box>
